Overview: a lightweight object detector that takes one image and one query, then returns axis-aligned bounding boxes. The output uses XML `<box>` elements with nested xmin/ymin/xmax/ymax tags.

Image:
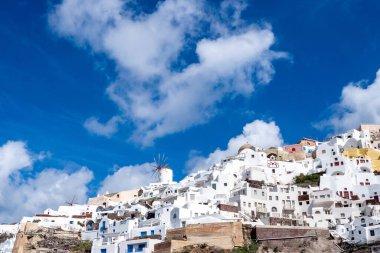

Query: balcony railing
<box><xmin>270</xmin><ymin>213</ymin><xmax>301</xmax><ymax>219</ymax></box>
<box><xmin>256</xmin><ymin>207</ymin><xmax>267</xmax><ymax>213</ymax></box>
<box><xmin>283</xmin><ymin>205</ymin><xmax>295</xmax><ymax>211</ymax></box>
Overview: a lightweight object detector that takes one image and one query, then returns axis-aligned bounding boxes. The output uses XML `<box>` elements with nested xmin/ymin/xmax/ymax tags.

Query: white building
<box><xmin>9</xmin><ymin>125</ymin><xmax>380</xmax><ymax>252</ymax></box>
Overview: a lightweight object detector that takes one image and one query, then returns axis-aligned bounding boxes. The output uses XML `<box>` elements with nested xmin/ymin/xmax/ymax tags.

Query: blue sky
<box><xmin>1</xmin><ymin>0</ymin><xmax>380</xmax><ymax>222</ymax></box>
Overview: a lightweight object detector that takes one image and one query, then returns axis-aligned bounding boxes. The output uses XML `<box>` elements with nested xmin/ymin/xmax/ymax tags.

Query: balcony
<box><xmin>270</xmin><ymin>213</ymin><xmax>301</xmax><ymax>220</ymax></box>
<box><xmin>256</xmin><ymin>207</ymin><xmax>267</xmax><ymax>213</ymax></box>
<box><xmin>283</xmin><ymin>205</ymin><xmax>295</xmax><ymax>211</ymax></box>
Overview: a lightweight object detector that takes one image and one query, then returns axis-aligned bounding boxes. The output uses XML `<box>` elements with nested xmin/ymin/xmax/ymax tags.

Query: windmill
<box><xmin>151</xmin><ymin>154</ymin><xmax>173</xmax><ymax>183</ymax></box>
<box><xmin>151</xmin><ymin>154</ymin><xmax>168</xmax><ymax>179</ymax></box>
<box><xmin>66</xmin><ymin>195</ymin><xmax>77</xmax><ymax>206</ymax></box>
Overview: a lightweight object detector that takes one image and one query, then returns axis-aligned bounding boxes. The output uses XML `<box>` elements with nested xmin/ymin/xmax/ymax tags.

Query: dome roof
<box><xmin>238</xmin><ymin>143</ymin><xmax>255</xmax><ymax>154</ymax></box>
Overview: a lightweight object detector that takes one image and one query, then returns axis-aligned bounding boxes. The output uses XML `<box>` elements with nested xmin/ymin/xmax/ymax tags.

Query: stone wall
<box><xmin>153</xmin><ymin>240</ymin><xmax>195</xmax><ymax>253</ymax></box>
<box><xmin>254</xmin><ymin>225</ymin><xmax>329</xmax><ymax>240</ymax></box>
<box><xmin>253</xmin><ymin>225</ymin><xmax>339</xmax><ymax>253</ymax></box>
<box><xmin>154</xmin><ymin>222</ymin><xmax>244</xmax><ymax>252</ymax></box>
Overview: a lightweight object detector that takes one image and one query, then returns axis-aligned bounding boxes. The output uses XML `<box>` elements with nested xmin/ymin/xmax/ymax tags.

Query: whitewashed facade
<box><xmin>6</xmin><ymin>125</ymin><xmax>380</xmax><ymax>252</ymax></box>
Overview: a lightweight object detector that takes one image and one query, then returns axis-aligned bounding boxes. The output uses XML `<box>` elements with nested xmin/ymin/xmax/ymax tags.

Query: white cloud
<box><xmin>317</xmin><ymin>69</ymin><xmax>380</xmax><ymax>132</ymax></box>
<box><xmin>48</xmin><ymin>0</ymin><xmax>124</xmax><ymax>50</ymax></box>
<box><xmin>49</xmin><ymin>0</ymin><xmax>203</xmax><ymax>79</ymax></box>
<box><xmin>97</xmin><ymin>163</ymin><xmax>155</xmax><ymax>195</ymax></box>
<box><xmin>220</xmin><ymin>0</ymin><xmax>247</xmax><ymax>28</ymax></box>
<box><xmin>49</xmin><ymin>0</ymin><xmax>286</xmax><ymax>145</ymax></box>
<box><xmin>186</xmin><ymin>120</ymin><xmax>283</xmax><ymax>172</ymax></box>
<box><xmin>84</xmin><ymin>116</ymin><xmax>123</xmax><ymax>138</ymax></box>
<box><xmin>0</xmin><ymin>141</ymin><xmax>93</xmax><ymax>223</ymax></box>
<box><xmin>0</xmin><ymin>141</ymin><xmax>32</xmax><ymax>181</ymax></box>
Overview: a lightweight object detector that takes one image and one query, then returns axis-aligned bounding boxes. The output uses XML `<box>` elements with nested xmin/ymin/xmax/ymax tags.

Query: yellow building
<box><xmin>343</xmin><ymin>148</ymin><xmax>380</xmax><ymax>172</ymax></box>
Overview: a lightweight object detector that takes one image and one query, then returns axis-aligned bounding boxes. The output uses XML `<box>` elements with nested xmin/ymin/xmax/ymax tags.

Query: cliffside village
<box><xmin>3</xmin><ymin>124</ymin><xmax>380</xmax><ymax>252</ymax></box>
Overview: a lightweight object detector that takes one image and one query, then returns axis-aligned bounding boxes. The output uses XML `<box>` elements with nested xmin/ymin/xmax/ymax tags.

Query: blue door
<box><xmin>101</xmin><ymin>221</ymin><xmax>106</xmax><ymax>231</ymax></box>
<box><xmin>127</xmin><ymin>245</ymin><xmax>133</xmax><ymax>253</ymax></box>
<box><xmin>140</xmin><ymin>231</ymin><xmax>147</xmax><ymax>236</ymax></box>
<box><xmin>137</xmin><ymin>244</ymin><xmax>146</xmax><ymax>252</ymax></box>
<box><xmin>101</xmin><ymin>249</ymin><xmax>107</xmax><ymax>253</ymax></box>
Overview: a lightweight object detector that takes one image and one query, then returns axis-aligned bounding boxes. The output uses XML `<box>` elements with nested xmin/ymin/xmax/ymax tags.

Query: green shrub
<box><xmin>231</xmin><ymin>241</ymin><xmax>260</xmax><ymax>253</ymax></box>
<box><xmin>70</xmin><ymin>240</ymin><xmax>92</xmax><ymax>252</ymax></box>
<box><xmin>294</xmin><ymin>173</ymin><xmax>321</xmax><ymax>185</ymax></box>
<box><xmin>199</xmin><ymin>243</ymin><xmax>207</xmax><ymax>249</ymax></box>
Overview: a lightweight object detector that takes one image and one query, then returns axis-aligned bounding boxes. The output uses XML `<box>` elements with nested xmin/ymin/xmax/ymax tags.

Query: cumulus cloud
<box><xmin>186</xmin><ymin>120</ymin><xmax>283</xmax><ymax>172</ymax></box>
<box><xmin>0</xmin><ymin>141</ymin><xmax>32</xmax><ymax>181</ymax></box>
<box><xmin>49</xmin><ymin>0</ymin><xmax>286</xmax><ymax>145</ymax></box>
<box><xmin>84</xmin><ymin>116</ymin><xmax>123</xmax><ymax>138</ymax></box>
<box><xmin>97</xmin><ymin>163</ymin><xmax>155</xmax><ymax>195</ymax></box>
<box><xmin>49</xmin><ymin>0</ymin><xmax>203</xmax><ymax>79</ymax></box>
<box><xmin>0</xmin><ymin>141</ymin><xmax>93</xmax><ymax>223</ymax></box>
<box><xmin>317</xmin><ymin>69</ymin><xmax>380</xmax><ymax>132</ymax></box>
